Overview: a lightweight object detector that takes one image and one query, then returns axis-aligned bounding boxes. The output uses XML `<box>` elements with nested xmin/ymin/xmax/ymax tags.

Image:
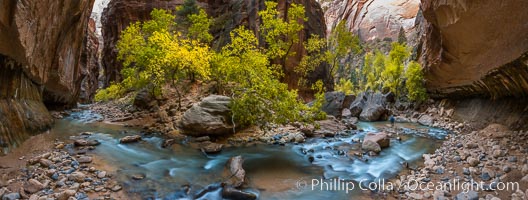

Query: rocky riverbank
<box><xmin>0</xmin><ymin>133</ymin><xmax>128</xmax><ymax>200</ymax></box>
<box><xmin>385</xmin><ymin>124</ymin><xmax>528</xmax><ymax>200</ymax></box>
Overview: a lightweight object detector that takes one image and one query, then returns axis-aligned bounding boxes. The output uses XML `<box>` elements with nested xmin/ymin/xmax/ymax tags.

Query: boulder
<box><xmin>362</xmin><ymin>140</ymin><xmax>381</xmax><ymax>153</ymax></box>
<box><xmin>133</xmin><ymin>88</ymin><xmax>157</xmax><ymax>110</ymax></box>
<box><xmin>223</xmin><ymin>156</ymin><xmax>246</xmax><ymax>188</ymax></box>
<box><xmin>200</xmin><ymin>142</ymin><xmax>223</xmax><ymax>154</ymax></box>
<box><xmin>341</xmin><ymin>108</ymin><xmax>352</xmax><ymax>118</ymax></box>
<box><xmin>74</xmin><ymin>139</ymin><xmax>101</xmax><ymax>146</ymax></box>
<box><xmin>179</xmin><ymin>95</ymin><xmax>234</xmax><ymax>136</ymax></box>
<box><xmin>359</xmin><ymin>104</ymin><xmax>386</xmax><ymax>121</ymax></box>
<box><xmin>318</xmin><ymin>91</ymin><xmax>345</xmax><ymax>117</ymax></box>
<box><xmin>119</xmin><ymin>135</ymin><xmax>142</xmax><ymax>143</ymax></box>
<box><xmin>363</xmin><ymin>132</ymin><xmax>390</xmax><ymax>148</ymax></box>
<box><xmin>418</xmin><ymin>115</ymin><xmax>434</xmax><ymax>126</ymax></box>
<box><xmin>349</xmin><ymin>92</ymin><xmax>389</xmax><ymax>121</ymax></box>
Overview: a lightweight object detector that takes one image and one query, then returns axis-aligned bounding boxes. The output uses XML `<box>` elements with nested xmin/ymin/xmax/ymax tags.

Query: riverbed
<box><xmin>2</xmin><ymin>110</ymin><xmax>449</xmax><ymax>199</ymax></box>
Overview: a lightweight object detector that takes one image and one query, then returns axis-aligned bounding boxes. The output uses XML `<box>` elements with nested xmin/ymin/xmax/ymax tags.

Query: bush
<box><xmin>404</xmin><ymin>61</ymin><xmax>428</xmax><ymax>102</ymax></box>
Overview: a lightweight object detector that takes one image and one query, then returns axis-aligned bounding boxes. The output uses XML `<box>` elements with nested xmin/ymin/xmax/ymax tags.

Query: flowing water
<box><xmin>5</xmin><ymin>110</ymin><xmax>450</xmax><ymax>199</ymax></box>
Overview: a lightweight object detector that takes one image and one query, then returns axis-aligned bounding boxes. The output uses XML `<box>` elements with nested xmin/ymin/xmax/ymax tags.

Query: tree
<box><xmin>212</xmin><ymin>27</ymin><xmax>325</xmax><ymax>128</ymax></box>
<box><xmin>297</xmin><ymin>34</ymin><xmax>327</xmax><ymax>86</ymax></box>
<box><xmin>95</xmin><ymin>8</ymin><xmax>212</xmax><ymax>108</ymax></box>
<box><xmin>381</xmin><ymin>42</ymin><xmax>410</xmax><ymax>95</ymax></box>
<box><xmin>188</xmin><ymin>9</ymin><xmax>213</xmax><ymax>43</ymax></box>
<box><xmin>259</xmin><ymin>1</ymin><xmax>306</xmax><ymax>66</ymax></box>
<box><xmin>327</xmin><ymin>21</ymin><xmax>361</xmax><ymax>82</ymax></box>
<box><xmin>404</xmin><ymin>61</ymin><xmax>427</xmax><ymax>102</ymax></box>
<box><xmin>177</xmin><ymin>0</ymin><xmax>199</xmax><ymax>18</ymax></box>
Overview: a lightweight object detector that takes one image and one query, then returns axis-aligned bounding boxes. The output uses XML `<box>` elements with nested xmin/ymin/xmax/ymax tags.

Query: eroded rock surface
<box><xmin>418</xmin><ymin>0</ymin><xmax>528</xmax><ymax>98</ymax></box>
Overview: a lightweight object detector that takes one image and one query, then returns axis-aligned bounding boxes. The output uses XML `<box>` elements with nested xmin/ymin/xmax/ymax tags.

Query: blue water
<box><xmin>48</xmin><ymin>111</ymin><xmax>449</xmax><ymax>199</ymax></box>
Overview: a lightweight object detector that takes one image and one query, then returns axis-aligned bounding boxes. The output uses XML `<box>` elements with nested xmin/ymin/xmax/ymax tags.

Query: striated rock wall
<box><xmin>0</xmin><ymin>0</ymin><xmax>95</xmax><ymax>152</ymax></box>
<box><xmin>322</xmin><ymin>0</ymin><xmax>420</xmax><ymax>41</ymax></box>
<box><xmin>418</xmin><ymin>0</ymin><xmax>528</xmax><ymax>98</ymax></box>
<box><xmin>0</xmin><ymin>56</ymin><xmax>53</xmax><ymax>153</ymax></box>
<box><xmin>101</xmin><ymin>0</ymin><xmax>330</xmax><ymax>93</ymax></box>
<box><xmin>80</xmin><ymin>19</ymin><xmax>100</xmax><ymax>103</ymax></box>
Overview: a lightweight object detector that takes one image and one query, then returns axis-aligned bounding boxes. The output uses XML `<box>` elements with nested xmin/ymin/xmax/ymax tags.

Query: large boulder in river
<box><xmin>223</xmin><ymin>156</ymin><xmax>246</xmax><ymax>188</ymax></box>
<box><xmin>363</xmin><ymin>132</ymin><xmax>390</xmax><ymax>148</ymax></box>
<box><xmin>359</xmin><ymin>105</ymin><xmax>387</xmax><ymax>121</ymax></box>
<box><xmin>349</xmin><ymin>91</ymin><xmax>392</xmax><ymax>121</ymax></box>
<box><xmin>179</xmin><ymin>95</ymin><xmax>234</xmax><ymax>136</ymax></box>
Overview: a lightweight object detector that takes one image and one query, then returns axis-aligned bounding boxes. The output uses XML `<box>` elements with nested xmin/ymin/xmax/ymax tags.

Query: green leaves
<box><xmin>404</xmin><ymin>61</ymin><xmax>428</xmax><ymax>102</ymax></box>
<box><xmin>259</xmin><ymin>1</ymin><xmax>306</xmax><ymax>61</ymax></box>
<box><xmin>96</xmin><ymin>8</ymin><xmax>212</xmax><ymax>101</ymax></box>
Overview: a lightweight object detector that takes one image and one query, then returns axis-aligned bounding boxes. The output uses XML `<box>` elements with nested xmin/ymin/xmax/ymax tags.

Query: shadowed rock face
<box><xmin>80</xmin><ymin>19</ymin><xmax>100</xmax><ymax>103</ymax></box>
<box><xmin>101</xmin><ymin>0</ymin><xmax>330</xmax><ymax>93</ymax></box>
<box><xmin>0</xmin><ymin>0</ymin><xmax>95</xmax><ymax>151</ymax></box>
<box><xmin>322</xmin><ymin>0</ymin><xmax>420</xmax><ymax>41</ymax></box>
<box><xmin>418</xmin><ymin>0</ymin><xmax>528</xmax><ymax>98</ymax></box>
<box><xmin>0</xmin><ymin>0</ymin><xmax>96</xmax><ymax>108</ymax></box>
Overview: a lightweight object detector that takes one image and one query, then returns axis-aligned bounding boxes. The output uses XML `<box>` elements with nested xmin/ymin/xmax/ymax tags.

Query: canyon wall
<box><xmin>322</xmin><ymin>0</ymin><xmax>420</xmax><ymax>42</ymax></box>
<box><xmin>0</xmin><ymin>0</ymin><xmax>95</xmax><ymax>151</ymax></box>
<box><xmin>80</xmin><ymin>19</ymin><xmax>100</xmax><ymax>103</ymax></box>
<box><xmin>418</xmin><ymin>0</ymin><xmax>528</xmax><ymax>98</ymax></box>
<box><xmin>101</xmin><ymin>0</ymin><xmax>330</xmax><ymax>93</ymax></box>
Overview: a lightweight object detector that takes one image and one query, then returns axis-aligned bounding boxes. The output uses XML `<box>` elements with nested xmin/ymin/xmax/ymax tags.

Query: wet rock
<box><xmin>316</xmin><ymin>120</ymin><xmax>346</xmax><ymax>134</ymax></box>
<box><xmin>131</xmin><ymin>174</ymin><xmax>145</xmax><ymax>180</ymax></box>
<box><xmin>119</xmin><ymin>135</ymin><xmax>142</xmax><ymax>143</ymax></box>
<box><xmin>194</xmin><ymin>136</ymin><xmax>211</xmax><ymax>142</ymax></box>
<box><xmin>77</xmin><ymin>156</ymin><xmax>92</xmax><ymax>163</ymax></box>
<box><xmin>200</xmin><ymin>142</ymin><xmax>223</xmax><ymax>154</ymax></box>
<box><xmin>455</xmin><ymin>190</ymin><xmax>478</xmax><ymax>200</ymax></box>
<box><xmin>223</xmin><ymin>156</ymin><xmax>246</xmax><ymax>188</ymax></box>
<box><xmin>362</xmin><ymin>140</ymin><xmax>381</xmax><ymax>153</ymax></box>
<box><xmin>74</xmin><ymin>139</ymin><xmax>101</xmax><ymax>146</ymax></box>
<box><xmin>363</xmin><ymin>132</ymin><xmax>390</xmax><ymax>148</ymax></box>
<box><xmin>24</xmin><ymin>179</ymin><xmax>45</xmax><ymax>194</ymax></box>
<box><xmin>162</xmin><ymin>139</ymin><xmax>175</xmax><ymax>148</ymax></box>
<box><xmin>179</xmin><ymin>95</ymin><xmax>234</xmax><ymax>136</ymax></box>
<box><xmin>221</xmin><ymin>186</ymin><xmax>257</xmax><ymax>200</ymax></box>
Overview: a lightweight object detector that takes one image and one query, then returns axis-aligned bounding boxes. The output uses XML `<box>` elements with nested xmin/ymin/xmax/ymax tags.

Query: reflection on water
<box><xmin>8</xmin><ymin>110</ymin><xmax>449</xmax><ymax>199</ymax></box>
